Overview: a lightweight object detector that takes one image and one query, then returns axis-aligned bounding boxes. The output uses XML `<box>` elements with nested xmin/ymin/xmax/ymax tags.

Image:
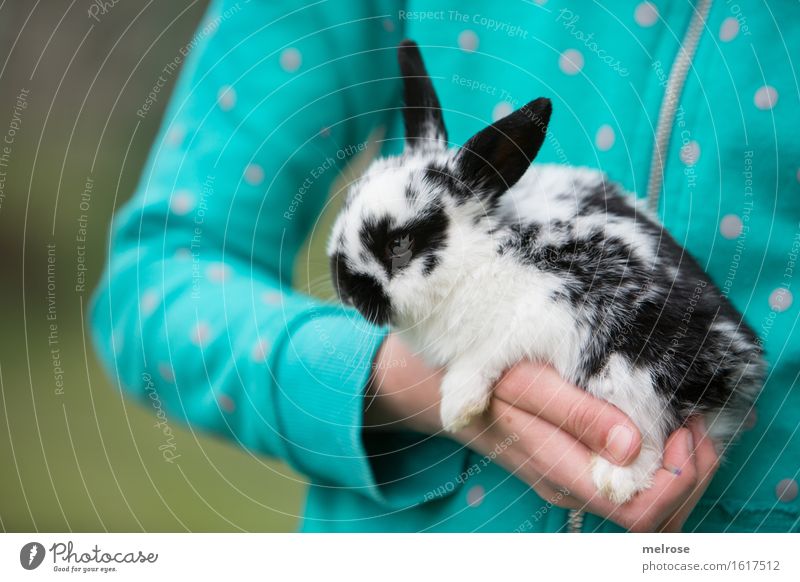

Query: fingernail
<box><xmin>606</xmin><ymin>424</ymin><xmax>634</xmax><ymax>463</ymax></box>
<box><xmin>686</xmin><ymin>429</ymin><xmax>695</xmax><ymax>452</ymax></box>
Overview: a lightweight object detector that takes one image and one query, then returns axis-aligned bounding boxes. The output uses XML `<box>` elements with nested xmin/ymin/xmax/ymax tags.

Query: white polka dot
<box><xmin>680</xmin><ymin>140</ymin><xmax>700</xmax><ymax>166</ymax></box>
<box><xmin>217</xmin><ymin>86</ymin><xmax>237</xmax><ymax>111</ymax></box>
<box><xmin>754</xmin><ymin>85</ymin><xmax>779</xmax><ymax>110</ymax></box>
<box><xmin>319</xmin><ymin>126</ymin><xmax>331</xmax><ymax>137</ymax></box>
<box><xmin>559</xmin><ymin>49</ymin><xmax>584</xmax><ymax>75</ymax></box>
<box><xmin>492</xmin><ymin>102</ymin><xmax>514</xmax><ymax>122</ymax></box>
<box><xmin>244</xmin><ymin>163</ymin><xmax>264</xmax><ymax>186</ymax></box>
<box><xmin>158</xmin><ymin>363</ymin><xmax>175</xmax><ymax>382</ymax></box>
<box><xmin>206</xmin><ymin>262</ymin><xmax>231</xmax><ymax>283</ymax></box>
<box><xmin>769</xmin><ymin>288</ymin><xmax>793</xmax><ymax>312</ymax></box>
<box><xmin>719</xmin><ymin>16</ymin><xmax>739</xmax><ymax>42</ymax></box>
<box><xmin>140</xmin><ymin>289</ymin><xmax>159</xmax><ymax>316</ymax></box>
<box><xmin>175</xmin><ymin>248</ymin><xmax>192</xmax><ymax>260</ymax></box>
<box><xmin>170</xmin><ymin>190</ymin><xmax>195</xmax><ymax>215</ymax></box>
<box><xmin>595</xmin><ymin>125</ymin><xmax>616</xmax><ymax>151</ymax></box>
<box><xmin>720</xmin><ymin>214</ymin><xmax>743</xmax><ymax>239</ymax></box>
<box><xmin>218</xmin><ymin>394</ymin><xmax>236</xmax><ymax>413</ymax></box>
<box><xmin>796</xmin><ymin>168</ymin><xmax>800</xmax><ymax>183</ymax></box>
<box><xmin>252</xmin><ymin>338</ymin><xmax>269</xmax><ymax>362</ymax></box>
<box><xmin>280</xmin><ymin>48</ymin><xmax>302</xmax><ymax>72</ymax></box>
<box><xmin>775</xmin><ymin>478</ymin><xmax>798</xmax><ymax>502</ymax></box>
<box><xmin>743</xmin><ymin>407</ymin><xmax>758</xmax><ymax>430</ymax></box>
<box><xmin>458</xmin><ymin>30</ymin><xmax>479</xmax><ymax>52</ymax></box>
<box><xmin>634</xmin><ymin>2</ymin><xmax>659</xmax><ymax>27</ymax></box>
<box><xmin>190</xmin><ymin>322</ymin><xmax>211</xmax><ymax>347</ymax></box>
<box><xmin>262</xmin><ymin>291</ymin><xmax>282</xmax><ymax>305</ymax></box>
<box><xmin>382</xmin><ymin>18</ymin><xmax>395</xmax><ymax>32</ymax></box>
<box><xmin>466</xmin><ymin>485</ymin><xmax>485</xmax><ymax>507</ymax></box>
<box><xmin>533</xmin><ymin>0</ymin><xmax>548</xmax><ymax>4</ymax></box>
<box><xmin>165</xmin><ymin>125</ymin><xmax>185</xmax><ymax>146</ymax></box>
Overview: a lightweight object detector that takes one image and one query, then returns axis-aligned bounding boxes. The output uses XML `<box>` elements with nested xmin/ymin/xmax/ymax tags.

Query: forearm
<box><xmin>364</xmin><ymin>334</ymin><xmax>444</xmax><ymax>435</ymax></box>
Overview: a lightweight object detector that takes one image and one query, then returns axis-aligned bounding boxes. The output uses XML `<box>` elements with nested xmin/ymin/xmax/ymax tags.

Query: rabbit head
<box><xmin>328</xmin><ymin>40</ymin><xmax>551</xmax><ymax>326</ymax></box>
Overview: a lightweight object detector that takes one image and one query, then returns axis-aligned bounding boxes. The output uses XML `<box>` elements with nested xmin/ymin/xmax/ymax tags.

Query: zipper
<box><xmin>645</xmin><ymin>0</ymin><xmax>713</xmax><ymax>215</ymax></box>
<box><xmin>567</xmin><ymin>508</ymin><xmax>585</xmax><ymax>533</ymax></box>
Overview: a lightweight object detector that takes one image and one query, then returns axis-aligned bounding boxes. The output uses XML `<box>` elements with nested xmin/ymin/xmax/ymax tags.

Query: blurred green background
<box><xmin>0</xmin><ymin>0</ymin><xmax>345</xmax><ymax>532</ymax></box>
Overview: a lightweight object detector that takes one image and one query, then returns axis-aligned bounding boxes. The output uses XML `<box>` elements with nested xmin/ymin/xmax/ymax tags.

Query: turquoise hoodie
<box><xmin>91</xmin><ymin>0</ymin><xmax>800</xmax><ymax>532</ymax></box>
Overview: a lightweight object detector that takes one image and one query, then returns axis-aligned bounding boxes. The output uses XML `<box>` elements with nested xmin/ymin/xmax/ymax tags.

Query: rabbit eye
<box><xmin>385</xmin><ymin>234</ymin><xmax>414</xmax><ymax>262</ymax></box>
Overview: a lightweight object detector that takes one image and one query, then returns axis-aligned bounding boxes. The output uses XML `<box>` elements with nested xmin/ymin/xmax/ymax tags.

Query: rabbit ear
<box><xmin>455</xmin><ymin>98</ymin><xmax>552</xmax><ymax>202</ymax></box>
<box><xmin>398</xmin><ymin>40</ymin><xmax>447</xmax><ymax>150</ymax></box>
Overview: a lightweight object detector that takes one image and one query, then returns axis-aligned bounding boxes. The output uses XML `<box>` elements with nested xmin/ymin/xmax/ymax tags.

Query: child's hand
<box><xmin>366</xmin><ymin>335</ymin><xmax>718</xmax><ymax>531</ymax></box>
<box><xmin>461</xmin><ymin>365</ymin><xmax>719</xmax><ymax>531</ymax></box>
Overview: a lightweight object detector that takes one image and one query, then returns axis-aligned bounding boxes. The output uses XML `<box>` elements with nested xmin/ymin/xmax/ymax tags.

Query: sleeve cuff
<box><xmin>272</xmin><ymin>305</ymin><xmax>470</xmax><ymax>508</ymax></box>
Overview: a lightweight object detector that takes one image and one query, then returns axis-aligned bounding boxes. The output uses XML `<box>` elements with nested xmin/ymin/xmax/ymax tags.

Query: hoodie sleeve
<box><xmin>90</xmin><ymin>0</ymin><xmax>469</xmax><ymax>509</ymax></box>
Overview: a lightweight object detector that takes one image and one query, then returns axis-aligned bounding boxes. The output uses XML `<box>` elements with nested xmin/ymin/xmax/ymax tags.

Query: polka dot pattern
<box><xmin>634</xmin><ymin>2</ymin><xmax>659</xmax><ymax>27</ymax></box>
<box><xmin>595</xmin><ymin>125</ymin><xmax>616</xmax><ymax>151</ymax></box>
<box><xmin>775</xmin><ymin>478</ymin><xmax>798</xmax><ymax>503</ymax></box>
<box><xmin>720</xmin><ymin>214</ymin><xmax>743</xmax><ymax>239</ymax></box>
<box><xmin>217</xmin><ymin>86</ymin><xmax>237</xmax><ymax>111</ymax></box>
<box><xmin>280</xmin><ymin>48</ymin><xmax>302</xmax><ymax>72</ymax></box>
<box><xmin>262</xmin><ymin>291</ymin><xmax>282</xmax><ymax>305</ymax></box>
<box><xmin>559</xmin><ymin>49</ymin><xmax>584</xmax><ymax>75</ymax></box>
<box><xmin>244</xmin><ymin>163</ymin><xmax>264</xmax><ymax>186</ymax></box>
<box><xmin>719</xmin><ymin>16</ymin><xmax>739</xmax><ymax>42</ymax></box>
<box><xmin>190</xmin><ymin>322</ymin><xmax>211</xmax><ymax>347</ymax></box>
<box><xmin>680</xmin><ymin>140</ymin><xmax>700</xmax><ymax>166</ymax></box>
<box><xmin>466</xmin><ymin>485</ymin><xmax>485</xmax><ymax>507</ymax></box>
<box><xmin>170</xmin><ymin>190</ymin><xmax>195</xmax><ymax>215</ymax></box>
<box><xmin>218</xmin><ymin>394</ymin><xmax>236</xmax><ymax>413</ymax></box>
<box><xmin>458</xmin><ymin>30</ymin><xmax>479</xmax><ymax>52</ymax></box>
<box><xmin>165</xmin><ymin>125</ymin><xmax>185</xmax><ymax>146</ymax></box>
<box><xmin>140</xmin><ymin>290</ymin><xmax>159</xmax><ymax>316</ymax></box>
<box><xmin>252</xmin><ymin>338</ymin><xmax>270</xmax><ymax>362</ymax></box>
<box><xmin>382</xmin><ymin>18</ymin><xmax>395</xmax><ymax>32</ymax></box>
<box><xmin>769</xmin><ymin>288</ymin><xmax>793</xmax><ymax>312</ymax></box>
<box><xmin>492</xmin><ymin>102</ymin><xmax>514</xmax><ymax>122</ymax></box>
<box><xmin>754</xmin><ymin>85</ymin><xmax>778</xmax><ymax>110</ymax></box>
<box><xmin>743</xmin><ymin>408</ymin><xmax>758</xmax><ymax>430</ymax></box>
<box><xmin>206</xmin><ymin>262</ymin><xmax>231</xmax><ymax>283</ymax></box>
<box><xmin>159</xmin><ymin>363</ymin><xmax>175</xmax><ymax>383</ymax></box>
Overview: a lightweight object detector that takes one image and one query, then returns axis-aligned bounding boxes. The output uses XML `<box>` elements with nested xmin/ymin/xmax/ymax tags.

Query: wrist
<box><xmin>364</xmin><ymin>334</ymin><xmax>444</xmax><ymax>435</ymax></box>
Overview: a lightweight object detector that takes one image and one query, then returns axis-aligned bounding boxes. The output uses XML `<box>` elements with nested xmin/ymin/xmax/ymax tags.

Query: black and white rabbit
<box><xmin>328</xmin><ymin>40</ymin><xmax>764</xmax><ymax>503</ymax></box>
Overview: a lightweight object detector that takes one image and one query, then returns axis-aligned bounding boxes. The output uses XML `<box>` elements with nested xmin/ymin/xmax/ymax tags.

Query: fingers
<box><xmin>495</xmin><ymin>362</ymin><xmax>642</xmax><ymax>465</ymax></box>
<box><xmin>604</xmin><ymin>428</ymin><xmax>701</xmax><ymax>532</ymax></box>
<box><xmin>660</xmin><ymin>417</ymin><xmax>720</xmax><ymax>532</ymax></box>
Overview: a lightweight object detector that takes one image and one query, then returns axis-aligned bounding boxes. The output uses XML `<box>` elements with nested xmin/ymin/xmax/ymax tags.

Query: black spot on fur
<box><xmin>330</xmin><ymin>252</ymin><xmax>392</xmax><ymax>325</ymax></box>
<box><xmin>499</xmin><ymin>187</ymin><xmax>762</xmax><ymax>434</ymax></box>
<box><xmin>359</xmin><ymin>208</ymin><xmax>449</xmax><ymax>279</ymax></box>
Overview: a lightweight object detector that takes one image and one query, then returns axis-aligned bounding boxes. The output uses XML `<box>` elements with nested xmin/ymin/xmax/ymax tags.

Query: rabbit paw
<box><xmin>439</xmin><ymin>373</ymin><xmax>491</xmax><ymax>432</ymax></box>
<box><xmin>591</xmin><ymin>448</ymin><xmax>662</xmax><ymax>504</ymax></box>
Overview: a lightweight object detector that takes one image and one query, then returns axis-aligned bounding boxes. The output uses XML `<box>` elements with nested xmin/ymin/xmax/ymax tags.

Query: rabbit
<box><xmin>327</xmin><ymin>40</ymin><xmax>765</xmax><ymax>504</ymax></box>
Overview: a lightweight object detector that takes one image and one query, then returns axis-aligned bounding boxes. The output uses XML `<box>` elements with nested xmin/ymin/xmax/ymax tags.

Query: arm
<box><xmin>370</xmin><ymin>334</ymin><xmax>719</xmax><ymax>531</ymax></box>
<box><xmin>91</xmin><ymin>0</ymin><xmax>468</xmax><ymax>507</ymax></box>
